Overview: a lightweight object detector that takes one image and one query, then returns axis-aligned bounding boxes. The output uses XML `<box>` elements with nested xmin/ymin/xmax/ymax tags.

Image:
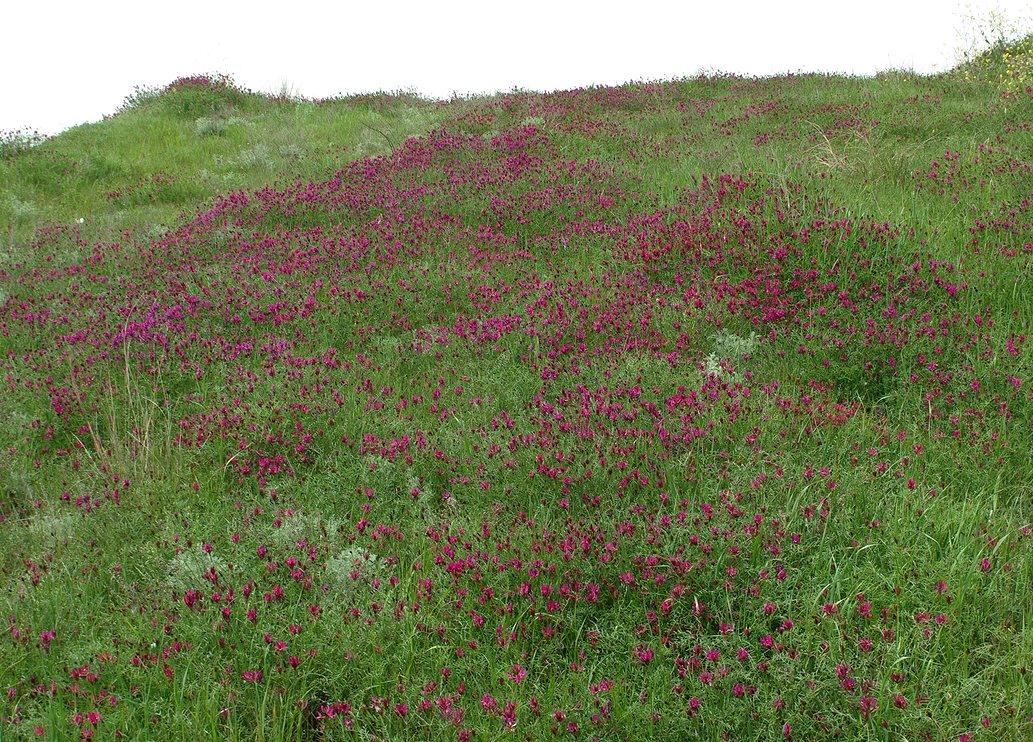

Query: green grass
<box><xmin>1</xmin><ymin>79</ymin><xmax>445</xmax><ymax>252</ymax></box>
<box><xmin>0</xmin><ymin>56</ymin><xmax>1031</xmax><ymax>740</ymax></box>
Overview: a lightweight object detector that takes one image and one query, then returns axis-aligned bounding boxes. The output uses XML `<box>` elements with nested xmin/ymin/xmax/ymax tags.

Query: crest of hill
<box><xmin>0</xmin><ymin>74</ymin><xmax>443</xmax><ymax>249</ymax></box>
<box><xmin>950</xmin><ymin>31</ymin><xmax>1033</xmax><ymax>90</ymax></box>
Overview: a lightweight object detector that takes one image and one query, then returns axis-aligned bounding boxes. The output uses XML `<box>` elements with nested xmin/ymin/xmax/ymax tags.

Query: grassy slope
<box><xmin>0</xmin><ymin>61</ymin><xmax>1030</xmax><ymax>741</ymax></box>
<box><xmin>1</xmin><ymin>80</ymin><xmax>445</xmax><ymax>251</ymax></box>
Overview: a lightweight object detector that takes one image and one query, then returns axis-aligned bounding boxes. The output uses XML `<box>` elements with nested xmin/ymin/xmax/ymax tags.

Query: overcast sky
<box><xmin>3</xmin><ymin>0</ymin><xmax>1031</xmax><ymax>135</ymax></box>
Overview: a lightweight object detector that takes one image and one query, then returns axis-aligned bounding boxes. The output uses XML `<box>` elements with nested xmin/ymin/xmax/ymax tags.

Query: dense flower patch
<box><xmin>1</xmin><ymin>73</ymin><xmax>1031</xmax><ymax>740</ymax></box>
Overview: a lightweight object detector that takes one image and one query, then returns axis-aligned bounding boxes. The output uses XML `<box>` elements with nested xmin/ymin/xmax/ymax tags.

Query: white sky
<box><xmin>2</xmin><ymin>0</ymin><xmax>1032</xmax><ymax>135</ymax></box>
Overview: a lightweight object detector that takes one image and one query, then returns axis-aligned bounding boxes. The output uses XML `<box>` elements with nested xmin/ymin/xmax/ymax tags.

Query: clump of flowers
<box><xmin>0</xmin><ymin>128</ymin><xmax>49</xmax><ymax>159</ymax></box>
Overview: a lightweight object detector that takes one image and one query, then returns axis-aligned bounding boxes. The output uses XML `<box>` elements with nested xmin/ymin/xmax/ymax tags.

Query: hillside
<box><xmin>1</xmin><ymin>75</ymin><xmax>444</xmax><ymax>251</ymax></box>
<box><xmin>0</xmin><ymin>60</ymin><xmax>1031</xmax><ymax>740</ymax></box>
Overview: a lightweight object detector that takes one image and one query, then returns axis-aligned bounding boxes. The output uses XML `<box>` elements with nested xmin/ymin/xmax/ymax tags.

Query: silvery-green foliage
<box><xmin>711</xmin><ymin>330</ymin><xmax>758</xmax><ymax>358</ymax></box>
<box><xmin>277</xmin><ymin>142</ymin><xmax>306</xmax><ymax>160</ymax></box>
<box><xmin>29</xmin><ymin>513</ymin><xmax>77</xmax><ymax>546</ymax></box>
<box><xmin>166</xmin><ymin>546</ymin><xmax>229</xmax><ymax>590</ymax></box>
<box><xmin>702</xmin><ymin>330</ymin><xmax>758</xmax><ymax>380</ymax></box>
<box><xmin>147</xmin><ymin>223</ymin><xmax>171</xmax><ymax>241</ymax></box>
<box><xmin>195</xmin><ymin>116</ymin><xmax>229</xmax><ymax>137</ymax></box>
<box><xmin>5</xmin><ymin>195</ymin><xmax>38</xmax><ymax>223</ymax></box>
<box><xmin>235</xmin><ymin>144</ymin><xmax>273</xmax><ymax>171</ymax></box>
<box><xmin>326</xmin><ymin>546</ymin><xmax>384</xmax><ymax>596</ymax></box>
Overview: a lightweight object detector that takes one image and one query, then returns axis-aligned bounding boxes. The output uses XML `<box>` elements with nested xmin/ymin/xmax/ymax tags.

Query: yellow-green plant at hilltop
<box><xmin>959</xmin><ymin>33</ymin><xmax>1033</xmax><ymax>91</ymax></box>
<box><xmin>953</xmin><ymin>7</ymin><xmax>1033</xmax><ymax>92</ymax></box>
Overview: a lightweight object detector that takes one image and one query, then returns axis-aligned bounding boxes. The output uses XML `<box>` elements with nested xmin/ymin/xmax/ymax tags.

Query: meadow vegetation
<box><xmin>1</xmin><ymin>75</ymin><xmax>441</xmax><ymax>252</ymax></box>
<box><xmin>0</xmin><ymin>37</ymin><xmax>1030</xmax><ymax>742</ymax></box>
